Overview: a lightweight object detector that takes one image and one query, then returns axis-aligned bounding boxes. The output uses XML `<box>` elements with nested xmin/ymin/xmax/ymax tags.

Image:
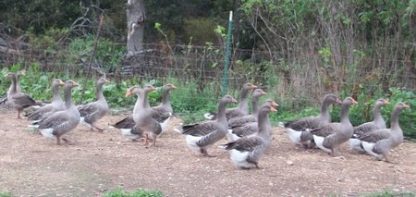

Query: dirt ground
<box><xmin>0</xmin><ymin>109</ymin><xmax>415</xmax><ymax>196</ymax></box>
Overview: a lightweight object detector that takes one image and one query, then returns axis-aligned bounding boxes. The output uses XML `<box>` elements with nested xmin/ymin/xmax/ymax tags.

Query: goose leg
<box><xmin>330</xmin><ymin>148</ymin><xmax>340</xmax><ymax>157</ymax></box>
<box><xmin>92</xmin><ymin>124</ymin><xmax>104</xmax><ymax>132</ymax></box>
<box><xmin>62</xmin><ymin>138</ymin><xmax>73</xmax><ymax>145</ymax></box>
<box><xmin>144</xmin><ymin>133</ymin><xmax>150</xmax><ymax>148</ymax></box>
<box><xmin>200</xmin><ymin>148</ymin><xmax>214</xmax><ymax>157</ymax></box>
<box><xmin>17</xmin><ymin>109</ymin><xmax>22</xmax><ymax>119</ymax></box>
<box><xmin>247</xmin><ymin>158</ymin><xmax>260</xmax><ymax>169</ymax></box>
<box><xmin>383</xmin><ymin>154</ymin><xmax>397</xmax><ymax>164</ymax></box>
<box><xmin>56</xmin><ymin>137</ymin><xmax>61</xmax><ymax>145</ymax></box>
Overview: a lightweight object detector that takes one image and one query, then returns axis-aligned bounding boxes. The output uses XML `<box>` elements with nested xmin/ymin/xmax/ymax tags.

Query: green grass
<box><xmin>104</xmin><ymin>188</ymin><xmax>163</xmax><ymax>197</ymax></box>
<box><xmin>364</xmin><ymin>190</ymin><xmax>415</xmax><ymax>197</ymax></box>
<box><xmin>0</xmin><ymin>191</ymin><xmax>12</xmax><ymax>197</ymax></box>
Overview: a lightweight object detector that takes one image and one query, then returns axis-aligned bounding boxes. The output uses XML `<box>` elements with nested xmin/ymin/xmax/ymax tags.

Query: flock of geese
<box><xmin>0</xmin><ymin>70</ymin><xmax>410</xmax><ymax>169</ymax></box>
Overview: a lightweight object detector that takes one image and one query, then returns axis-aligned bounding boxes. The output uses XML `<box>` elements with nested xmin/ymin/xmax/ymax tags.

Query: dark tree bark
<box><xmin>126</xmin><ymin>0</ymin><xmax>145</xmax><ymax>57</ymax></box>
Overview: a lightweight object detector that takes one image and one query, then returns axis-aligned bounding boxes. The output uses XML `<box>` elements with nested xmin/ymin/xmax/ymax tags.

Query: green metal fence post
<box><xmin>221</xmin><ymin>11</ymin><xmax>233</xmax><ymax>96</ymax></box>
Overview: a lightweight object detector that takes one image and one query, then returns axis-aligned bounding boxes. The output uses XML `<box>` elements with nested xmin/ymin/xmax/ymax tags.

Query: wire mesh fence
<box><xmin>0</xmin><ymin>41</ymin><xmax>415</xmax><ymax>110</ymax></box>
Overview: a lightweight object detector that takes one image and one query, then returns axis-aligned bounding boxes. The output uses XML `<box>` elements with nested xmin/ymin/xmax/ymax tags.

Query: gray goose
<box><xmin>228</xmin><ymin>88</ymin><xmax>267</xmax><ymax>129</ymax></box>
<box><xmin>222</xmin><ymin>103</ymin><xmax>277</xmax><ymax>169</ymax></box>
<box><xmin>204</xmin><ymin>83</ymin><xmax>257</xmax><ymax>120</ymax></box>
<box><xmin>312</xmin><ymin>97</ymin><xmax>357</xmax><ymax>156</ymax></box>
<box><xmin>38</xmin><ymin>80</ymin><xmax>80</xmax><ymax>145</ymax></box>
<box><xmin>149</xmin><ymin>83</ymin><xmax>176</xmax><ymax>135</ymax></box>
<box><xmin>227</xmin><ymin>100</ymin><xmax>278</xmax><ymax>141</ymax></box>
<box><xmin>349</xmin><ymin>98</ymin><xmax>389</xmax><ymax>152</ymax></box>
<box><xmin>360</xmin><ymin>102</ymin><xmax>409</xmax><ymax>162</ymax></box>
<box><xmin>284</xmin><ymin>94</ymin><xmax>341</xmax><ymax>147</ymax></box>
<box><xmin>3</xmin><ymin>72</ymin><xmax>38</xmax><ymax>119</ymax></box>
<box><xmin>27</xmin><ymin>79</ymin><xmax>66</xmax><ymax>123</ymax></box>
<box><xmin>127</xmin><ymin>84</ymin><xmax>163</xmax><ymax>147</ymax></box>
<box><xmin>113</xmin><ymin>85</ymin><xmax>154</xmax><ymax>141</ymax></box>
<box><xmin>78</xmin><ymin>76</ymin><xmax>110</xmax><ymax>132</ymax></box>
<box><xmin>182</xmin><ymin>95</ymin><xmax>237</xmax><ymax>156</ymax></box>
<box><xmin>111</xmin><ymin>83</ymin><xmax>176</xmax><ymax>137</ymax></box>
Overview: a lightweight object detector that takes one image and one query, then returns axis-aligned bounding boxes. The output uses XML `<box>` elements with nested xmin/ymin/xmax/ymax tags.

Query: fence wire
<box><xmin>0</xmin><ymin>42</ymin><xmax>415</xmax><ymax>109</ymax></box>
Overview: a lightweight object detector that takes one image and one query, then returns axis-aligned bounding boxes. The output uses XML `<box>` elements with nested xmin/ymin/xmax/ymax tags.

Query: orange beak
<box><xmin>125</xmin><ymin>88</ymin><xmax>134</xmax><ymax>97</ymax></box>
<box><xmin>271</xmin><ymin>101</ymin><xmax>279</xmax><ymax>108</ymax></box>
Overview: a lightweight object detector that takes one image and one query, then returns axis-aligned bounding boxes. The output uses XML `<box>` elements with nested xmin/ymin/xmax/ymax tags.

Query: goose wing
<box><xmin>353</xmin><ymin>122</ymin><xmax>378</xmax><ymax>137</ymax></box>
<box><xmin>359</xmin><ymin>129</ymin><xmax>391</xmax><ymax>143</ymax></box>
<box><xmin>284</xmin><ymin>116</ymin><xmax>320</xmax><ymax>131</ymax></box>
<box><xmin>182</xmin><ymin>121</ymin><xmax>217</xmax><ymax>136</ymax></box>
<box><xmin>224</xmin><ymin>136</ymin><xmax>263</xmax><ymax>152</ymax></box>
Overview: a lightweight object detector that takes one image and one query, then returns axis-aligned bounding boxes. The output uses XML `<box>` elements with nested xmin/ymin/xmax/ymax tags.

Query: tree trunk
<box><xmin>126</xmin><ymin>0</ymin><xmax>145</xmax><ymax>57</ymax></box>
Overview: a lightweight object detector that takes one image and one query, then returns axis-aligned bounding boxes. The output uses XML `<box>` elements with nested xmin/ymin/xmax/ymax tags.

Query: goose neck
<box><xmin>320</xmin><ymin>101</ymin><xmax>331</xmax><ymax>120</ymax></box>
<box><xmin>64</xmin><ymin>86</ymin><xmax>74</xmax><ymax>108</ymax></box>
<box><xmin>51</xmin><ymin>84</ymin><xmax>62</xmax><ymax>101</ymax></box>
<box><xmin>340</xmin><ymin>104</ymin><xmax>351</xmax><ymax>123</ymax></box>
<box><xmin>161</xmin><ymin>89</ymin><xmax>171</xmax><ymax>105</ymax></box>
<box><xmin>390</xmin><ymin>108</ymin><xmax>402</xmax><ymax>130</ymax></box>
<box><xmin>257</xmin><ymin>111</ymin><xmax>270</xmax><ymax>133</ymax></box>
<box><xmin>96</xmin><ymin>83</ymin><xmax>105</xmax><ymax>100</ymax></box>
<box><xmin>238</xmin><ymin>88</ymin><xmax>250</xmax><ymax>111</ymax></box>
<box><xmin>251</xmin><ymin>97</ymin><xmax>260</xmax><ymax>115</ymax></box>
<box><xmin>10</xmin><ymin>76</ymin><xmax>18</xmax><ymax>93</ymax></box>
<box><xmin>217</xmin><ymin>101</ymin><xmax>228</xmax><ymax>122</ymax></box>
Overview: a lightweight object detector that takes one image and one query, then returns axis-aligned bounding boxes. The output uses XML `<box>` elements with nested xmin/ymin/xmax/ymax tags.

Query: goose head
<box><xmin>342</xmin><ymin>97</ymin><xmax>358</xmax><ymax>106</ymax></box>
<box><xmin>243</xmin><ymin>83</ymin><xmax>258</xmax><ymax>91</ymax></box>
<box><xmin>264</xmin><ymin>99</ymin><xmax>279</xmax><ymax>108</ymax></box>
<box><xmin>252</xmin><ymin>88</ymin><xmax>267</xmax><ymax>98</ymax></box>
<box><xmin>221</xmin><ymin>95</ymin><xmax>238</xmax><ymax>104</ymax></box>
<box><xmin>163</xmin><ymin>83</ymin><xmax>177</xmax><ymax>90</ymax></box>
<box><xmin>52</xmin><ymin>79</ymin><xmax>65</xmax><ymax>87</ymax></box>
<box><xmin>65</xmin><ymin>80</ymin><xmax>79</xmax><ymax>88</ymax></box>
<box><xmin>97</xmin><ymin>76</ymin><xmax>110</xmax><ymax>86</ymax></box>
<box><xmin>5</xmin><ymin>72</ymin><xmax>16</xmax><ymax>79</ymax></box>
<box><xmin>395</xmin><ymin>102</ymin><xmax>410</xmax><ymax>111</ymax></box>
<box><xmin>323</xmin><ymin>94</ymin><xmax>342</xmax><ymax>105</ymax></box>
<box><xmin>375</xmin><ymin>98</ymin><xmax>389</xmax><ymax>107</ymax></box>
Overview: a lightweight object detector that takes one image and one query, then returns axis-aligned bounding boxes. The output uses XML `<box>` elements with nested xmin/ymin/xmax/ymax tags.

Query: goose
<box><xmin>311</xmin><ymin>97</ymin><xmax>357</xmax><ymax>156</ymax></box>
<box><xmin>360</xmin><ymin>102</ymin><xmax>409</xmax><ymax>162</ymax></box>
<box><xmin>349</xmin><ymin>98</ymin><xmax>389</xmax><ymax>152</ymax></box>
<box><xmin>182</xmin><ymin>95</ymin><xmax>237</xmax><ymax>156</ymax></box>
<box><xmin>111</xmin><ymin>83</ymin><xmax>176</xmax><ymax>137</ymax></box>
<box><xmin>1</xmin><ymin>71</ymin><xmax>22</xmax><ymax>105</ymax></box>
<box><xmin>228</xmin><ymin>88</ymin><xmax>267</xmax><ymax>129</ymax></box>
<box><xmin>3</xmin><ymin>72</ymin><xmax>39</xmax><ymax>119</ymax></box>
<box><xmin>127</xmin><ymin>84</ymin><xmax>163</xmax><ymax>147</ymax></box>
<box><xmin>222</xmin><ymin>103</ymin><xmax>277</xmax><ymax>169</ymax></box>
<box><xmin>26</xmin><ymin>79</ymin><xmax>66</xmax><ymax>123</ymax></box>
<box><xmin>38</xmin><ymin>80</ymin><xmax>80</xmax><ymax>145</ymax></box>
<box><xmin>112</xmin><ymin>85</ymin><xmax>156</xmax><ymax>141</ymax></box>
<box><xmin>284</xmin><ymin>94</ymin><xmax>341</xmax><ymax>148</ymax></box>
<box><xmin>77</xmin><ymin>76</ymin><xmax>110</xmax><ymax>132</ymax></box>
<box><xmin>204</xmin><ymin>83</ymin><xmax>257</xmax><ymax>120</ymax></box>
<box><xmin>227</xmin><ymin>100</ymin><xmax>278</xmax><ymax>141</ymax></box>
<box><xmin>149</xmin><ymin>83</ymin><xmax>176</xmax><ymax>135</ymax></box>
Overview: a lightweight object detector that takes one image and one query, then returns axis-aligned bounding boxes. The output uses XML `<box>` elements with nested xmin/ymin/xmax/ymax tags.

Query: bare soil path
<box><xmin>0</xmin><ymin>110</ymin><xmax>415</xmax><ymax>196</ymax></box>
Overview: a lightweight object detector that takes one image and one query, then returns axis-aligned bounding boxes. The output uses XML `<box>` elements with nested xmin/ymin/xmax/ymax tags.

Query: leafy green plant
<box><xmin>104</xmin><ymin>188</ymin><xmax>163</xmax><ymax>197</ymax></box>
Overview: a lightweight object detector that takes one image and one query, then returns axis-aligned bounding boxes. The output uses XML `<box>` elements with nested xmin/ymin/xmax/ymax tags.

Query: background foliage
<box><xmin>0</xmin><ymin>1</ymin><xmax>415</xmax><ymax>138</ymax></box>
